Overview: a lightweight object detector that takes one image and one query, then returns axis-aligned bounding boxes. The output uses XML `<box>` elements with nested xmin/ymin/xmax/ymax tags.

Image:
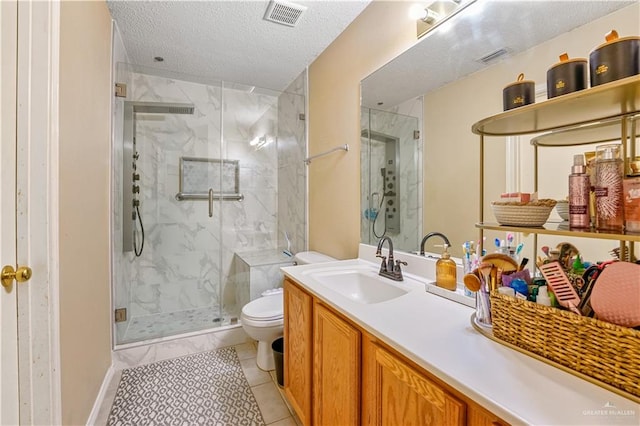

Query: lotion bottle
<box><xmin>436</xmin><ymin>244</ymin><xmax>457</xmax><ymax>291</ymax></box>
<box><xmin>568</xmin><ymin>154</ymin><xmax>590</xmax><ymax>228</ymax></box>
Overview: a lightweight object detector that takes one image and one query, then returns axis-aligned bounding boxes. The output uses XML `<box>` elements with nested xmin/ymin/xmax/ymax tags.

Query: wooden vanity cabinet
<box><xmin>283</xmin><ymin>278</ymin><xmax>313</xmax><ymax>426</ymax></box>
<box><xmin>313</xmin><ymin>302</ymin><xmax>361</xmax><ymax>426</ymax></box>
<box><xmin>467</xmin><ymin>404</ymin><xmax>509</xmax><ymax>426</ymax></box>
<box><xmin>362</xmin><ymin>337</ymin><xmax>465</xmax><ymax>426</ymax></box>
<box><xmin>284</xmin><ymin>277</ymin><xmax>509</xmax><ymax>426</ymax></box>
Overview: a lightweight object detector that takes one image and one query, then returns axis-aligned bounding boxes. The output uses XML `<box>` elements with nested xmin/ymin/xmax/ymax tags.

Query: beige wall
<box><xmin>59</xmin><ymin>1</ymin><xmax>112</xmax><ymax>424</ymax></box>
<box><xmin>308</xmin><ymin>1</ymin><xmax>417</xmax><ymax>259</ymax></box>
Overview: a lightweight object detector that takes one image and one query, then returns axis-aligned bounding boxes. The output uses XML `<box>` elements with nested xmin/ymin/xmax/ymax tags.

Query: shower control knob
<box><xmin>133</xmin><ymin>185</ymin><xmax>140</xmax><ymax>194</ymax></box>
<box><xmin>133</xmin><ymin>200</ymin><xmax>140</xmax><ymax>207</ymax></box>
<box><xmin>133</xmin><ymin>173</ymin><xmax>140</xmax><ymax>181</ymax></box>
<box><xmin>133</xmin><ymin>152</ymin><xmax>140</xmax><ymax>160</ymax></box>
<box><xmin>387</xmin><ymin>199</ymin><xmax>394</xmax><ymax>206</ymax></box>
<box><xmin>387</xmin><ymin>183</ymin><xmax>393</xmax><ymax>189</ymax></box>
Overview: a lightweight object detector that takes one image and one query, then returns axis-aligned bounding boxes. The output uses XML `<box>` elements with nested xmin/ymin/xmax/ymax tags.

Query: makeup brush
<box><xmin>518</xmin><ymin>257</ymin><xmax>529</xmax><ymax>271</ymax></box>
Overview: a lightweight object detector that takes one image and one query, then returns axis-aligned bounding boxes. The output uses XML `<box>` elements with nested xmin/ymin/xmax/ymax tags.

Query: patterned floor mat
<box><xmin>107</xmin><ymin>347</ymin><xmax>265</xmax><ymax>426</ymax></box>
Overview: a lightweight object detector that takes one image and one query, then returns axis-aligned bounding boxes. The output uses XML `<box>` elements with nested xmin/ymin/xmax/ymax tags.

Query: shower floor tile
<box><xmin>121</xmin><ymin>306</ymin><xmax>238</xmax><ymax>344</ymax></box>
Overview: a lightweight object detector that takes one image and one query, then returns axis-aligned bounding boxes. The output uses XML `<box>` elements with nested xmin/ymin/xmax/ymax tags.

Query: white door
<box><xmin>1</xmin><ymin>1</ymin><xmax>58</xmax><ymax>423</ymax></box>
<box><xmin>1</xmin><ymin>0</ymin><xmax>20</xmax><ymax>424</ymax></box>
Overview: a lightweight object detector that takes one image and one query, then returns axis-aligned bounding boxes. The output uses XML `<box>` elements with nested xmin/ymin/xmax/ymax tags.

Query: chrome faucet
<box><xmin>419</xmin><ymin>232</ymin><xmax>451</xmax><ymax>256</ymax></box>
<box><xmin>376</xmin><ymin>236</ymin><xmax>407</xmax><ymax>281</ymax></box>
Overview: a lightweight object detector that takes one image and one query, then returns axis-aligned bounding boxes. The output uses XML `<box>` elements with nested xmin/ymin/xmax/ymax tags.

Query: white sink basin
<box><xmin>309</xmin><ymin>268</ymin><xmax>409</xmax><ymax>304</ymax></box>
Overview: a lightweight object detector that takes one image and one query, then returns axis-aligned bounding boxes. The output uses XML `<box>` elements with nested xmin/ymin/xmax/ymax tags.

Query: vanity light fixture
<box><xmin>415</xmin><ymin>7</ymin><xmax>442</xmax><ymax>25</ymax></box>
<box><xmin>414</xmin><ymin>0</ymin><xmax>475</xmax><ymax>40</ymax></box>
<box><xmin>409</xmin><ymin>2</ymin><xmax>435</xmax><ymax>20</ymax></box>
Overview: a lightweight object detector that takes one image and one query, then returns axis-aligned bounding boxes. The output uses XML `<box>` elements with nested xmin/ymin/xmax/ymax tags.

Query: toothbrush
<box><xmin>515</xmin><ymin>242</ymin><xmax>524</xmax><ymax>256</ymax></box>
<box><xmin>507</xmin><ymin>233</ymin><xmax>514</xmax><ymax>248</ymax></box>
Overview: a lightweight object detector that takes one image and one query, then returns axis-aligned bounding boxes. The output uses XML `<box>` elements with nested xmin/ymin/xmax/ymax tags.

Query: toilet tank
<box><xmin>293</xmin><ymin>251</ymin><xmax>336</xmax><ymax>265</ymax></box>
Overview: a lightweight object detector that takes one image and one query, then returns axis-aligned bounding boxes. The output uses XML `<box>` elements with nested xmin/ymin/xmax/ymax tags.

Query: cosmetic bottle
<box><xmin>595</xmin><ymin>144</ymin><xmax>624</xmax><ymax>230</ymax></box>
<box><xmin>569</xmin><ymin>154</ymin><xmax>591</xmax><ymax>228</ymax></box>
<box><xmin>536</xmin><ymin>286</ymin><xmax>552</xmax><ymax>306</ymax></box>
<box><xmin>436</xmin><ymin>244</ymin><xmax>457</xmax><ymax>291</ymax></box>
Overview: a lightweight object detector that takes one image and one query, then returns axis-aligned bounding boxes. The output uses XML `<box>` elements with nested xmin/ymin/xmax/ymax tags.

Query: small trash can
<box><xmin>272</xmin><ymin>337</ymin><xmax>284</xmax><ymax>387</ymax></box>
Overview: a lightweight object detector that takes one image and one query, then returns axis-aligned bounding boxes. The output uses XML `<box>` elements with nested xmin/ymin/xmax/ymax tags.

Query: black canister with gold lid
<box><xmin>547</xmin><ymin>53</ymin><xmax>587</xmax><ymax>98</ymax></box>
<box><xmin>590</xmin><ymin>30</ymin><xmax>639</xmax><ymax>86</ymax></box>
<box><xmin>503</xmin><ymin>73</ymin><xmax>535</xmax><ymax>111</ymax></box>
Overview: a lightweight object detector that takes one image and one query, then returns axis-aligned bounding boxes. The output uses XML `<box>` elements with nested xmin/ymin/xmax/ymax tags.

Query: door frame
<box><xmin>15</xmin><ymin>1</ymin><xmax>61</xmax><ymax>423</ymax></box>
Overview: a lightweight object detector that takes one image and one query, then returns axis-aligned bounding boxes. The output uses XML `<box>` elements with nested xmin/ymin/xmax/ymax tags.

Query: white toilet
<box><xmin>240</xmin><ymin>251</ymin><xmax>336</xmax><ymax>371</ymax></box>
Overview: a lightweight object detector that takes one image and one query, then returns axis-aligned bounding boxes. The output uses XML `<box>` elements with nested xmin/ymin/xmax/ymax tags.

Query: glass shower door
<box><xmin>219</xmin><ymin>83</ymin><xmax>281</xmax><ymax>317</ymax></box>
<box><xmin>112</xmin><ymin>64</ymin><xmax>299</xmax><ymax>347</ymax></box>
<box><xmin>113</xmin><ymin>64</ymin><xmax>227</xmax><ymax>346</ymax></box>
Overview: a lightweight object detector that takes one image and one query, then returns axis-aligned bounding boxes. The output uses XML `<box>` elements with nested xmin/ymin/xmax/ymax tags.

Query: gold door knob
<box><xmin>1</xmin><ymin>265</ymin><xmax>32</xmax><ymax>289</ymax></box>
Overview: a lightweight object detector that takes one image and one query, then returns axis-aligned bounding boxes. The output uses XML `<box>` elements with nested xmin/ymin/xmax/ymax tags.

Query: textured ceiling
<box><xmin>361</xmin><ymin>0</ymin><xmax>637</xmax><ymax>108</ymax></box>
<box><xmin>107</xmin><ymin>0</ymin><xmax>371</xmax><ymax>92</ymax></box>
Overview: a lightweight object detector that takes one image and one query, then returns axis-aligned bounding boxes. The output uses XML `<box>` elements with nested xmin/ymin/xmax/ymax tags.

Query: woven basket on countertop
<box><xmin>490</xmin><ymin>291</ymin><xmax>640</xmax><ymax>398</ymax></box>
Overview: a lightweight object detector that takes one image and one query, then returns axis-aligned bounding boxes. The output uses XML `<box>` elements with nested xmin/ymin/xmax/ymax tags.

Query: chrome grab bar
<box><xmin>208</xmin><ymin>188</ymin><xmax>214</xmax><ymax>217</ymax></box>
<box><xmin>304</xmin><ymin>144</ymin><xmax>349</xmax><ymax>165</ymax></box>
<box><xmin>174</xmin><ymin>192</ymin><xmax>244</xmax><ymax>202</ymax></box>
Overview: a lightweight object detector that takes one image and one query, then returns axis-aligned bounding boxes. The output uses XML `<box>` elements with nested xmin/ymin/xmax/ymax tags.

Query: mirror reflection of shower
<box><xmin>123</xmin><ymin>102</ymin><xmax>195</xmax><ymax>257</ymax></box>
<box><xmin>360</xmin><ymin>104</ymin><xmax>422</xmax><ymax>252</ymax></box>
<box><xmin>361</xmin><ymin>129</ymin><xmax>400</xmax><ymax>238</ymax></box>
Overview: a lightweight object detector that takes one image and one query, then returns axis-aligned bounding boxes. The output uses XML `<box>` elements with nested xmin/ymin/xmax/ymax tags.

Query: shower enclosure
<box><xmin>361</xmin><ymin>105</ymin><xmax>422</xmax><ymax>252</ymax></box>
<box><xmin>112</xmin><ymin>64</ymin><xmax>307</xmax><ymax>346</ymax></box>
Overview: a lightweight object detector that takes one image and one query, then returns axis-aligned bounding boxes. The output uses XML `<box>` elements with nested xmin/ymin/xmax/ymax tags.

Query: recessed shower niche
<box><xmin>111</xmin><ymin>63</ymin><xmax>307</xmax><ymax>346</ymax></box>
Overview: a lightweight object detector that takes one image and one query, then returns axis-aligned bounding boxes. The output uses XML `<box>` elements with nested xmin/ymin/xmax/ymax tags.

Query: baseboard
<box><xmin>86</xmin><ymin>363</ymin><xmax>116</xmax><ymax>426</ymax></box>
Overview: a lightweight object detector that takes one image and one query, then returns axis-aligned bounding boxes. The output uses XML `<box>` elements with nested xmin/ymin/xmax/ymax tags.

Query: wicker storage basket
<box><xmin>491</xmin><ymin>200</ymin><xmax>556</xmax><ymax>227</ymax></box>
<box><xmin>490</xmin><ymin>291</ymin><xmax>640</xmax><ymax>398</ymax></box>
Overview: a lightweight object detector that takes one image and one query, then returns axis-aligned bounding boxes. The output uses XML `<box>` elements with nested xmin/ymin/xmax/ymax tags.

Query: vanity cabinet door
<box><xmin>313</xmin><ymin>302</ymin><xmax>361</xmax><ymax>426</ymax></box>
<box><xmin>467</xmin><ymin>404</ymin><xmax>509</xmax><ymax>426</ymax></box>
<box><xmin>362</xmin><ymin>338</ymin><xmax>465</xmax><ymax>426</ymax></box>
<box><xmin>283</xmin><ymin>278</ymin><xmax>313</xmax><ymax>426</ymax></box>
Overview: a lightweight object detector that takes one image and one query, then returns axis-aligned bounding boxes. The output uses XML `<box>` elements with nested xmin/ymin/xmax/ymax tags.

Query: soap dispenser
<box><xmin>436</xmin><ymin>244</ymin><xmax>457</xmax><ymax>291</ymax></box>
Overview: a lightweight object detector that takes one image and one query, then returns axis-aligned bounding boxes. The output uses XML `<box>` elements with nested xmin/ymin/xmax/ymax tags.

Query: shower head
<box><xmin>132</xmin><ymin>102</ymin><xmax>194</xmax><ymax>115</ymax></box>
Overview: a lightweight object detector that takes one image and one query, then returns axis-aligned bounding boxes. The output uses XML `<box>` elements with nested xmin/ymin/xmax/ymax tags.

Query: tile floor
<box><xmin>95</xmin><ymin>341</ymin><xmax>301</xmax><ymax>426</ymax></box>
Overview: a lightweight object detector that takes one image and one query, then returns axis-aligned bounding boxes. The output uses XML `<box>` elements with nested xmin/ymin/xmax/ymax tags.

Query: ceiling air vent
<box><xmin>264</xmin><ymin>0</ymin><xmax>307</xmax><ymax>27</ymax></box>
<box><xmin>477</xmin><ymin>48</ymin><xmax>510</xmax><ymax>64</ymax></box>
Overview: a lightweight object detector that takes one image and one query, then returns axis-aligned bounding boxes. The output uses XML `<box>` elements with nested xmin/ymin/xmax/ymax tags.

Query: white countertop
<box><xmin>282</xmin><ymin>245</ymin><xmax>640</xmax><ymax>425</ymax></box>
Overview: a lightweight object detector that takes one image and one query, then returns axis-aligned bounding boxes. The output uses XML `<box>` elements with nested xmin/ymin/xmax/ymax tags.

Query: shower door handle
<box><xmin>208</xmin><ymin>188</ymin><xmax>214</xmax><ymax>217</ymax></box>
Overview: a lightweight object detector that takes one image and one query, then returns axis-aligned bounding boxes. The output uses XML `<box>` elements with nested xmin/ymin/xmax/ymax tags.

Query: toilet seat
<box><xmin>241</xmin><ymin>294</ymin><xmax>283</xmax><ymax>321</ymax></box>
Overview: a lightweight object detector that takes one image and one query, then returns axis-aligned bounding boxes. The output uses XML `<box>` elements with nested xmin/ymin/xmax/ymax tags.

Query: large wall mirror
<box><xmin>361</xmin><ymin>0</ymin><xmax>638</xmax><ymax>261</ymax></box>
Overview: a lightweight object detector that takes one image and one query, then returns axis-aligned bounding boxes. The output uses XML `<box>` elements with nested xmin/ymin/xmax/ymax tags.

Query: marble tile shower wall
<box><xmin>113</xmin><ymin>73</ymin><xmax>306</xmax><ymax>336</ymax></box>
<box><xmin>361</xmin><ymin>99</ymin><xmax>422</xmax><ymax>252</ymax></box>
<box><xmin>277</xmin><ymin>72</ymin><xmax>306</xmax><ymax>255</ymax></box>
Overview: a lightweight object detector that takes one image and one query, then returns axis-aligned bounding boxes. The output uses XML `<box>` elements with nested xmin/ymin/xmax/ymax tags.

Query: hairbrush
<box><xmin>538</xmin><ymin>261</ymin><xmax>581</xmax><ymax>315</ymax></box>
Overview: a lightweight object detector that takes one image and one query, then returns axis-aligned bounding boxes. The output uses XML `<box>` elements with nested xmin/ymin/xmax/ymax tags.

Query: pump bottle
<box><xmin>436</xmin><ymin>244</ymin><xmax>457</xmax><ymax>291</ymax></box>
<box><xmin>569</xmin><ymin>154</ymin><xmax>590</xmax><ymax>228</ymax></box>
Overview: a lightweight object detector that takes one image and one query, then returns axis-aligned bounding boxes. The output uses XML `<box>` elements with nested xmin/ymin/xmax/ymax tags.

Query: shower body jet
<box><xmin>123</xmin><ymin>101</ymin><xmax>195</xmax><ymax>255</ymax></box>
